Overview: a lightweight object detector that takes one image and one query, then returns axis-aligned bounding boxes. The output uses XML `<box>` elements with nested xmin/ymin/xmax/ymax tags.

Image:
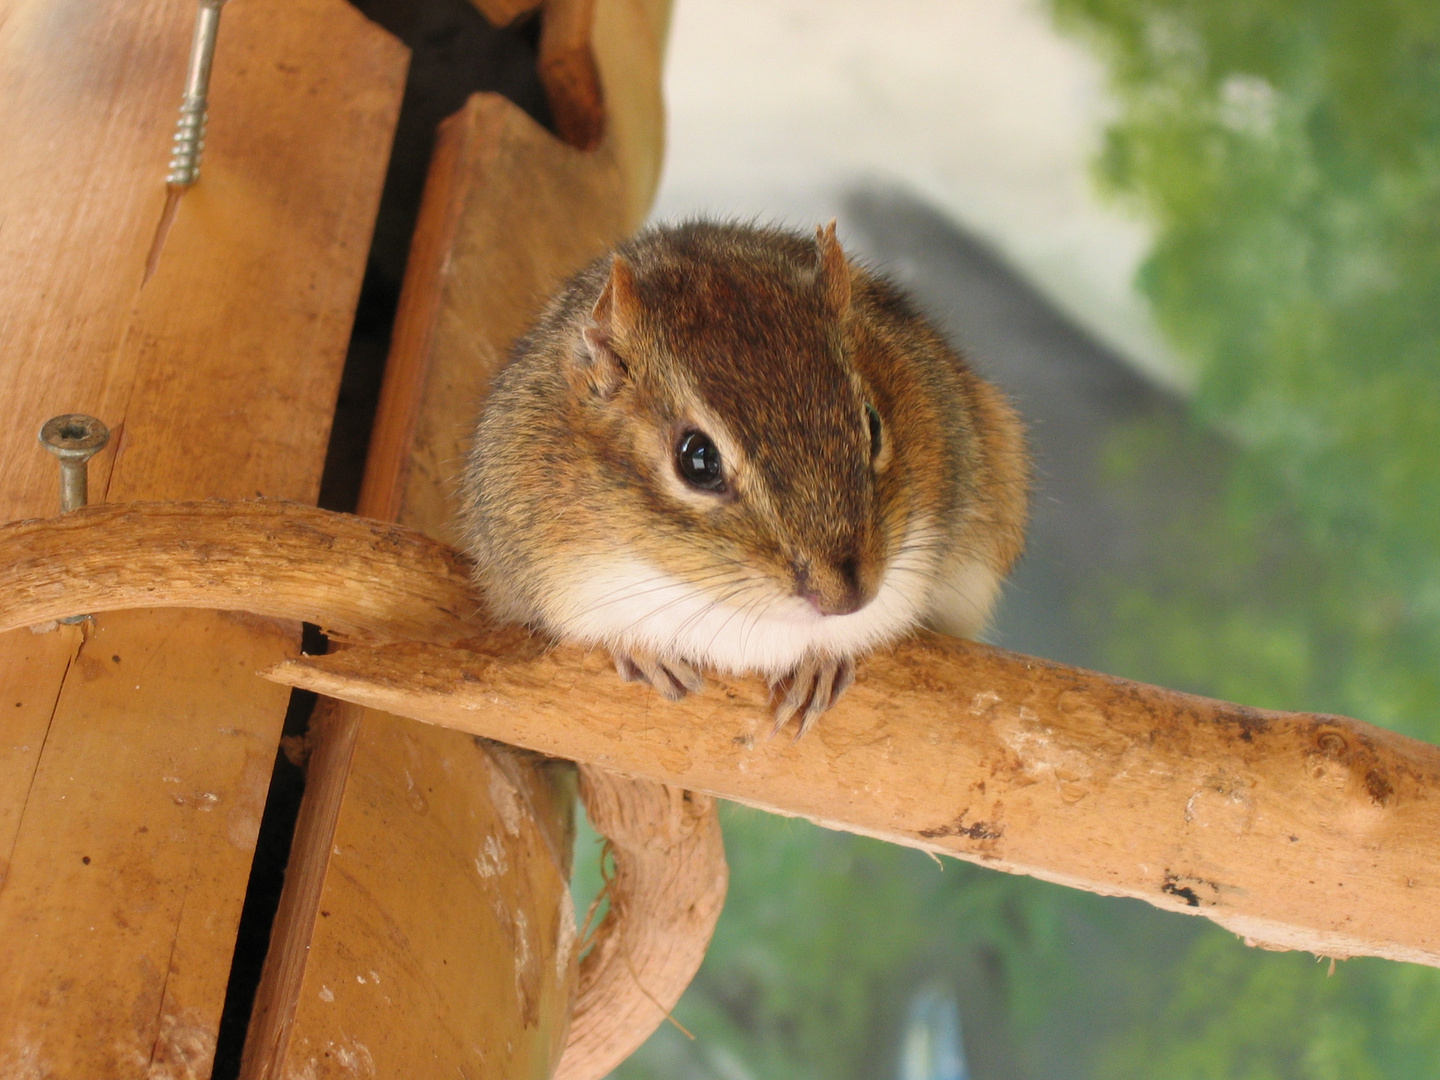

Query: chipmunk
<box><xmin>459</xmin><ymin>220</ymin><xmax>1029</xmax><ymax>736</ymax></box>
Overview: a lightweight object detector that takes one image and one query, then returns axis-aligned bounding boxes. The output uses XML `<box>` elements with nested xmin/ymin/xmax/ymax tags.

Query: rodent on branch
<box><xmin>460</xmin><ymin>220</ymin><xmax>1029</xmax><ymax>736</ymax></box>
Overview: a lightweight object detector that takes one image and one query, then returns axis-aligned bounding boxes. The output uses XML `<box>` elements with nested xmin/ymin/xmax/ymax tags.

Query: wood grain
<box><xmin>1</xmin><ymin>490</ymin><xmax>726</xmax><ymax>1075</ymax></box>
<box><xmin>237</xmin><ymin>93</ymin><xmax>577</xmax><ymax>1080</ymax></box>
<box><xmin>0</xmin><ymin>612</ymin><xmax>294</xmax><ymax>1077</ymax></box>
<box><xmin>243</xmin><ymin>4</ymin><xmax>673</xmax><ymax>1077</ymax></box>
<box><xmin>243</xmin><ymin>0</ymin><xmax>669</xmax><ymax>1072</ymax></box>
<box><xmin>237</xmin><ymin>695</ymin><xmax>361</xmax><ymax>1076</ymax></box>
<box><xmin>245</xmin><ymin>697</ymin><xmax>581</xmax><ymax>1079</ymax></box>
<box><xmin>0</xmin><ymin>0</ymin><xmax>406</xmax><ymax>1072</ymax></box>
<box><xmin>540</xmin><ymin>0</ymin><xmax>605</xmax><ymax>150</ymax></box>
<box><xmin>358</xmin><ymin>1</ymin><xmax>664</xmax><ymax>536</ymax></box>
<box><xmin>264</xmin><ymin>629</ymin><xmax>1440</xmax><ymax>970</ymax></box>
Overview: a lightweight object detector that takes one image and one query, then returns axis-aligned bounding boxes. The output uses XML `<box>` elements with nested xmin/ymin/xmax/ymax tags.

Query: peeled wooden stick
<box><xmin>560</xmin><ymin>767</ymin><xmax>727</xmax><ymax>1080</ymax></box>
<box><xmin>4</xmin><ymin>500</ymin><xmax>1438</xmax><ymax>970</ymax></box>
<box><xmin>0</xmin><ymin>499</ymin><xmax>477</xmax><ymax>644</ymax></box>
<box><xmin>265</xmin><ymin>632</ymin><xmax>1440</xmax><ymax>970</ymax></box>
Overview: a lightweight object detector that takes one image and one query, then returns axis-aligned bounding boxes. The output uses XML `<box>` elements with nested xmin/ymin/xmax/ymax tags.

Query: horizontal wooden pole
<box><xmin>265</xmin><ymin>630</ymin><xmax>1440</xmax><ymax>969</ymax></box>
<box><xmin>0</xmin><ymin>500</ymin><xmax>476</xmax><ymax>644</ymax></box>
<box><xmin>4</xmin><ymin>499</ymin><xmax>1437</xmax><ymax>967</ymax></box>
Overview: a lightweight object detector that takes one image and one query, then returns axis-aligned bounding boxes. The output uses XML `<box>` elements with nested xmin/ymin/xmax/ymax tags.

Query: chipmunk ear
<box><xmin>577</xmin><ymin>254</ymin><xmax>639</xmax><ymax>400</ymax></box>
<box><xmin>814</xmin><ymin>219</ymin><xmax>852</xmax><ymax>317</ymax></box>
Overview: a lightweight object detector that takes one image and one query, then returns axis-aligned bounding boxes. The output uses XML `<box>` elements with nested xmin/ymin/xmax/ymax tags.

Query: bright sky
<box><xmin>653</xmin><ymin>0</ymin><xmax>1187</xmax><ymax>391</ymax></box>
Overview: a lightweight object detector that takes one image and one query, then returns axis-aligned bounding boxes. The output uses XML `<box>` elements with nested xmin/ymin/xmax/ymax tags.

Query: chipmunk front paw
<box><xmin>769</xmin><ymin>655</ymin><xmax>855</xmax><ymax>739</ymax></box>
<box><xmin>612</xmin><ymin>651</ymin><xmax>705</xmax><ymax>702</ymax></box>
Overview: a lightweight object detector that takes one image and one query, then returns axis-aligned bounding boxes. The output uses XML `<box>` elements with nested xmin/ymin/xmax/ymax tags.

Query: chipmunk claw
<box><xmin>612</xmin><ymin>651</ymin><xmax>705</xmax><ymax>702</ymax></box>
<box><xmin>769</xmin><ymin>655</ymin><xmax>855</xmax><ymax>739</ymax></box>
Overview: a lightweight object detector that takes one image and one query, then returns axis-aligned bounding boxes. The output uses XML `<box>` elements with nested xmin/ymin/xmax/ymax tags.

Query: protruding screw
<box><xmin>167</xmin><ymin>0</ymin><xmax>227</xmax><ymax>187</ymax></box>
<box><xmin>39</xmin><ymin>414</ymin><xmax>110</xmax><ymax>514</ymax></box>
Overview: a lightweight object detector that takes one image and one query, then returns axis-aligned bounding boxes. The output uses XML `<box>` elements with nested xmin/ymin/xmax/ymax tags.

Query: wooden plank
<box><xmin>237</xmin><ymin>697</ymin><xmax>362</xmax><ymax>1076</ymax></box>
<box><xmin>0</xmin><ymin>0</ymin><xmax>187</xmax><ymax>909</ymax></box>
<box><xmin>0</xmin><ymin>628</ymin><xmax>84</xmax><ymax>885</ymax></box>
<box><xmin>359</xmin><ymin>1</ymin><xmax>663</xmax><ymax>535</ymax></box>
<box><xmin>540</xmin><ymin>0</ymin><xmax>604</xmax><ymax>150</ymax></box>
<box><xmin>242</xmin><ymin>0</ymin><xmax>669</xmax><ymax>1073</ymax></box>
<box><xmin>267</xmin><ymin>629</ymin><xmax>1440</xmax><ymax>970</ymax></box>
<box><xmin>245</xmin><ymin>697</ymin><xmax>580</xmax><ymax>1078</ymax></box>
<box><xmin>0</xmin><ymin>0</ymin><xmax>406</xmax><ymax>1071</ymax></box>
<box><xmin>0</xmin><ymin>612</ymin><xmax>294</xmax><ymax>1077</ymax></box>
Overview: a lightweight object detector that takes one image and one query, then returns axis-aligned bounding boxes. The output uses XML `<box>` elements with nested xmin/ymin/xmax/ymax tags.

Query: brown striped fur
<box><xmin>460</xmin><ymin>220</ymin><xmax>1029</xmax><ymax>731</ymax></box>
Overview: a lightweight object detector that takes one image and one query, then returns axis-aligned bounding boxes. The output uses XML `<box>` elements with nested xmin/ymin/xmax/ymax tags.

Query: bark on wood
<box><xmin>0</xmin><ymin>0</ymin><xmax>404</xmax><ymax>1072</ymax></box>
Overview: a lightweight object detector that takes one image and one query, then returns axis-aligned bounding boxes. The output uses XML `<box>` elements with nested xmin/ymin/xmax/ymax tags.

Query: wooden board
<box><xmin>0</xmin><ymin>613</ymin><xmax>294</xmax><ymax>1077</ymax></box>
<box><xmin>244</xmin><ymin>698</ymin><xmax>581</xmax><ymax>1078</ymax></box>
<box><xmin>359</xmin><ymin>0</ymin><xmax>665</xmax><ymax>539</ymax></box>
<box><xmin>241</xmin><ymin>0</ymin><xmax>669</xmax><ymax>1073</ymax></box>
<box><xmin>0</xmin><ymin>0</ymin><xmax>406</xmax><ymax>1072</ymax></box>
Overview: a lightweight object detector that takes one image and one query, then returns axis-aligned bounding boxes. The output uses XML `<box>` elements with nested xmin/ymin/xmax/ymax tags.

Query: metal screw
<box><xmin>167</xmin><ymin>0</ymin><xmax>227</xmax><ymax>187</ymax></box>
<box><xmin>39</xmin><ymin>414</ymin><xmax>110</xmax><ymax>514</ymax></box>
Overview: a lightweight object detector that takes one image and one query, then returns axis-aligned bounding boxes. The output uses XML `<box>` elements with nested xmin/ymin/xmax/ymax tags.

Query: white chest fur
<box><xmin>541</xmin><ymin>519</ymin><xmax>978</xmax><ymax>677</ymax></box>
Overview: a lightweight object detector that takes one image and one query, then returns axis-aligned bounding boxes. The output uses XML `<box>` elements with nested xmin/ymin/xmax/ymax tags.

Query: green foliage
<box><xmin>1051</xmin><ymin>0</ymin><xmax>1440</xmax><ymax>1074</ymax></box>
<box><xmin>1099</xmin><ymin>936</ymin><xmax>1440</xmax><ymax>1080</ymax></box>
<box><xmin>587</xmin><ymin>805</ymin><xmax>1079</xmax><ymax>1080</ymax></box>
<box><xmin>1051</xmin><ymin>0</ymin><xmax>1440</xmax><ymax>738</ymax></box>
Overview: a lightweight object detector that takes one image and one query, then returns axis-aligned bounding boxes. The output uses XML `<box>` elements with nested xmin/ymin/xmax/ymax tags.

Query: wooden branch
<box><xmin>0</xmin><ymin>500</ymin><xmax>477</xmax><ymax>644</ymax></box>
<box><xmin>559</xmin><ymin>767</ymin><xmax>727</xmax><ymax>1080</ymax></box>
<box><xmin>6</xmin><ymin>499</ymin><xmax>1437</xmax><ymax>970</ymax></box>
<box><xmin>262</xmin><ymin>631</ymin><xmax>1440</xmax><ymax>969</ymax></box>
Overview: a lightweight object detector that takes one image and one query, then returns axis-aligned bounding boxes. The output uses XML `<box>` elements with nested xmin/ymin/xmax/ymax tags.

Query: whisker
<box><xmin>699</xmin><ymin>586</ymin><xmax>776</xmax><ymax>659</ymax></box>
<box><xmin>563</xmin><ymin>566</ymin><xmax>748</xmax><ymax>619</ymax></box>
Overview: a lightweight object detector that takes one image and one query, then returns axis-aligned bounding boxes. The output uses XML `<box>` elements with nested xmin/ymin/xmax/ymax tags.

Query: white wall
<box><xmin>653</xmin><ymin>0</ymin><xmax>1188</xmax><ymax>392</ymax></box>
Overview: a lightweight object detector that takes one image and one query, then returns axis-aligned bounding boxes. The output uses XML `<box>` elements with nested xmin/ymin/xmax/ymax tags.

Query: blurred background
<box><xmin>571</xmin><ymin>0</ymin><xmax>1440</xmax><ymax>1076</ymax></box>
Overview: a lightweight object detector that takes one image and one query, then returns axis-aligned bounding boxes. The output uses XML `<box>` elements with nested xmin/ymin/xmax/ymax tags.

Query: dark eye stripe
<box><xmin>676</xmin><ymin>430</ymin><xmax>725</xmax><ymax>491</ymax></box>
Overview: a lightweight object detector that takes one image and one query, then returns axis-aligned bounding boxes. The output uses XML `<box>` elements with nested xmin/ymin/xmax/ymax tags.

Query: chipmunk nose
<box><xmin>795</xmin><ymin>555</ymin><xmax>876</xmax><ymax>616</ymax></box>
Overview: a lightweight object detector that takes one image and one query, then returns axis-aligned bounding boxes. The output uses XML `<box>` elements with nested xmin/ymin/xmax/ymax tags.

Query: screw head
<box><xmin>39</xmin><ymin>414</ymin><xmax>110</xmax><ymax>463</ymax></box>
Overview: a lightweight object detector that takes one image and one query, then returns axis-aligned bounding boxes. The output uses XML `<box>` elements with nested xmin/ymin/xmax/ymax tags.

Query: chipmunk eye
<box><xmin>865</xmin><ymin>401</ymin><xmax>883</xmax><ymax>462</ymax></box>
<box><xmin>676</xmin><ymin>430</ymin><xmax>725</xmax><ymax>491</ymax></box>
